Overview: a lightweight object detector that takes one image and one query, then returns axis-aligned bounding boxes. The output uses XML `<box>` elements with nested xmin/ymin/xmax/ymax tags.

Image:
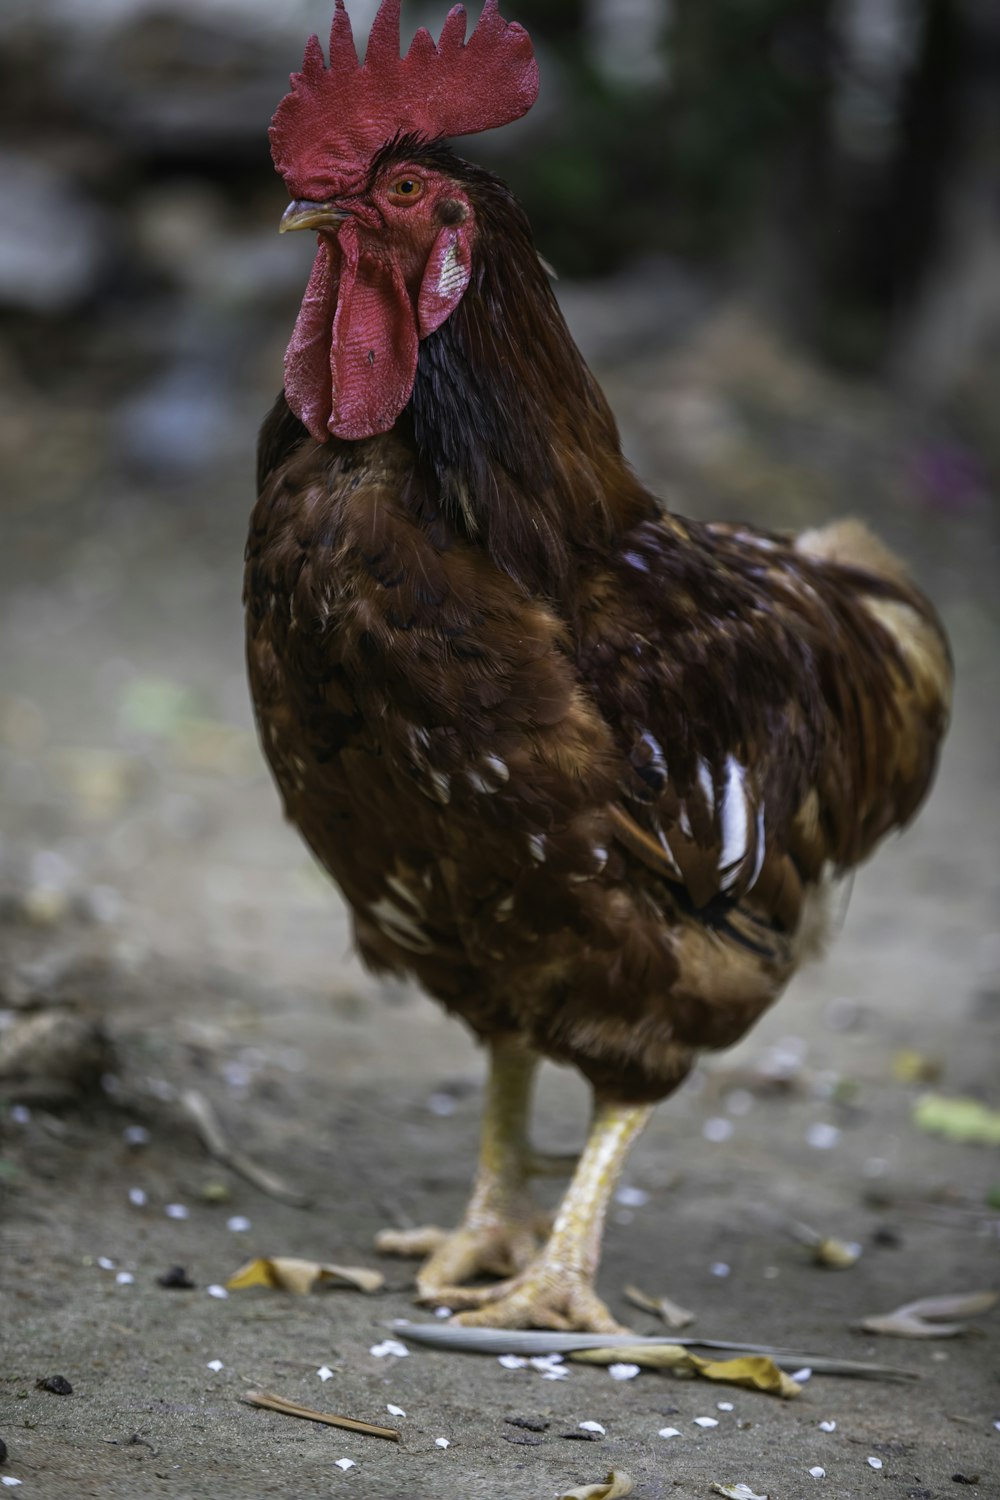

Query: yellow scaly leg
<box><xmin>440</xmin><ymin>1098</ymin><xmax>653</xmax><ymax>1332</ymax></box>
<box><xmin>375</xmin><ymin>1035</ymin><xmax>550</xmax><ymax>1295</ymax></box>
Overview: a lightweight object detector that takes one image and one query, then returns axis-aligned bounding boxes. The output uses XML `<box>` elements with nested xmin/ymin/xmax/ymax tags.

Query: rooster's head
<box><xmin>269</xmin><ymin>0</ymin><xmax>538</xmax><ymax>442</ymax></box>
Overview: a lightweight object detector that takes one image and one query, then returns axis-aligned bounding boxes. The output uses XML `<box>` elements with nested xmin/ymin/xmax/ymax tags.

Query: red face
<box><xmin>279</xmin><ymin>159</ymin><xmax>476</xmax><ymax>443</ymax></box>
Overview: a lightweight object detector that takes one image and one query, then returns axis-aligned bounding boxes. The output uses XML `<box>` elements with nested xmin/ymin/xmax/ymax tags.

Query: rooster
<box><xmin>245</xmin><ymin>0</ymin><xmax>951</xmax><ymax>1331</ymax></box>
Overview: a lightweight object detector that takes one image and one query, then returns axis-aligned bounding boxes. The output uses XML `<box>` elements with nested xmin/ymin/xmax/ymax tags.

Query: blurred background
<box><xmin>0</xmin><ymin>0</ymin><xmax>997</xmax><ymax>1098</ymax></box>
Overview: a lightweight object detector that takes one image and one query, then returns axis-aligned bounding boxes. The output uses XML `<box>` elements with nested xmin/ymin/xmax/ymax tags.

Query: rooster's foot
<box><xmin>437</xmin><ymin>1264</ymin><xmax>629</xmax><ymax>1333</ymax></box>
<box><xmin>376</xmin><ymin>1213</ymin><xmax>548</xmax><ymax>1300</ymax></box>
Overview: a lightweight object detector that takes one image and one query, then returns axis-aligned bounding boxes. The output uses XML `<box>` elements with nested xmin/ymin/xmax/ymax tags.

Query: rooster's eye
<box><xmin>387</xmin><ymin>176</ymin><xmax>424</xmax><ymax>205</ymax></box>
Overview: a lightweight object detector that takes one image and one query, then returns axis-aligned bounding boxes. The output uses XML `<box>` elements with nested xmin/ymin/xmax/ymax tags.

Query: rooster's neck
<box><xmin>403</xmin><ymin>181</ymin><xmax>655</xmax><ymax>596</ymax></box>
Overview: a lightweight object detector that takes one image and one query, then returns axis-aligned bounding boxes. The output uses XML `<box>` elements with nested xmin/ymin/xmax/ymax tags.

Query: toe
<box><xmin>375</xmin><ymin>1225</ymin><xmax>448</xmax><ymax>1258</ymax></box>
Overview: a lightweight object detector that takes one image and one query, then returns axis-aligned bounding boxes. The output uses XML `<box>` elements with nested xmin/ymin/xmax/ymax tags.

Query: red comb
<box><xmin>270</xmin><ymin>0</ymin><xmax>539</xmax><ymax>201</ymax></box>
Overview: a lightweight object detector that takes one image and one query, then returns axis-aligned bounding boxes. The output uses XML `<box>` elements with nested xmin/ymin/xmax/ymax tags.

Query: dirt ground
<box><xmin>1</xmin><ymin>298</ymin><xmax>998</xmax><ymax>1500</ymax></box>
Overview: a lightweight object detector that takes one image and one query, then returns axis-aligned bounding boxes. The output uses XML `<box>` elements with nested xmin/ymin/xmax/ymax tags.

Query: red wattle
<box><xmin>283</xmin><ymin>239</ymin><xmax>339</xmax><ymax>441</ymax></box>
<box><xmin>327</xmin><ymin>218</ymin><xmax>419</xmax><ymax>441</ymax></box>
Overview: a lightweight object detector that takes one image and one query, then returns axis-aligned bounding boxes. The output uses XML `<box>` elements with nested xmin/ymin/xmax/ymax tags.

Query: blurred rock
<box><xmin>0</xmin><ymin>152</ymin><xmax>109</xmax><ymax>312</ymax></box>
<box><xmin>0</xmin><ymin>1008</ymin><xmax>112</xmax><ymax>1103</ymax></box>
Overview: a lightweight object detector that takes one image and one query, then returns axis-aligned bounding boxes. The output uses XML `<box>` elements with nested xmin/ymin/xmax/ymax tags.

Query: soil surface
<box><xmin>2</xmin><ymin>297</ymin><xmax>998</xmax><ymax>1500</ymax></box>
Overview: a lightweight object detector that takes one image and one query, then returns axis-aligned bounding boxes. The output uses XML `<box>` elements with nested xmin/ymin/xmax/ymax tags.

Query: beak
<box><xmin>279</xmin><ymin>199</ymin><xmax>351</xmax><ymax>234</ymax></box>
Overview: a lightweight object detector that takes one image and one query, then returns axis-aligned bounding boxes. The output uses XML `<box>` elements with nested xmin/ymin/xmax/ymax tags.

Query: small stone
<box><xmin>156</xmin><ymin>1266</ymin><xmax>195</xmax><ymax>1289</ymax></box>
<box><xmin>115</xmin><ymin>1272</ymin><xmax>134</xmax><ymax>1286</ymax></box>
<box><xmin>867</xmin><ymin>1457</ymin><xmax>883</xmax><ymax>1469</ymax></box>
<box><xmin>710</xmin><ymin>1262</ymin><xmax>731</xmax><ymax>1278</ymax></box>
<box><xmin>561</xmin><ymin>1430</ymin><xmax>601</xmax><ymax>1442</ymax></box>
<box><xmin>703</xmin><ymin>1116</ymin><xmax>734</xmax><ymax>1143</ymax></box>
<box><xmin>505</xmin><ymin>1416</ymin><xmax>549</xmax><ymax>1432</ymax></box>
<box><xmin>226</xmin><ymin>1216</ymin><xmax>251</xmax><ymax>1233</ymax></box>
<box><xmin>35</xmin><ymin>1376</ymin><xmax>72</xmax><ymax>1395</ymax></box>
<box><xmin>615</xmin><ymin>1185</ymin><xmax>649</xmax><ymax>1207</ymax></box>
<box><xmin>206</xmin><ymin>1284</ymin><xmax>228</xmax><ymax>1299</ymax></box>
<box><xmin>97</xmin><ymin>1257</ymin><xmax>116</xmax><ymax>1271</ymax></box>
<box><xmin>427</xmin><ymin>1092</ymin><xmax>456</xmax><ymax>1116</ymax></box>
<box><xmin>951</xmin><ymin>1477</ymin><xmax>980</xmax><ymax>1487</ymax></box>
<box><xmin>128</xmin><ymin>1188</ymin><xmax>147</xmax><ymax>1207</ymax></box>
<box><xmin>123</xmin><ymin>1124</ymin><xmax>150</xmax><ymax>1148</ymax></box>
<box><xmin>201</xmin><ymin>1182</ymin><xmax>231</xmax><ymax>1203</ymax></box>
<box><xmin>0</xmin><ymin>1444</ymin><xmax>5</xmax><ymax>1465</ymax></box>
<box><xmin>871</xmin><ymin>1225</ymin><xmax>902</xmax><ymax>1248</ymax></box>
<box><xmin>806</xmin><ymin>1122</ymin><xmax>841</xmax><ymax>1150</ymax></box>
<box><xmin>809</xmin><ymin>1467</ymin><xmax>826</xmax><ymax>1479</ymax></box>
<box><xmin>503</xmin><ymin>1432</ymin><xmax>543</xmax><ymax>1445</ymax></box>
<box><xmin>164</xmin><ymin>1203</ymin><xmax>189</xmax><ymax>1220</ymax></box>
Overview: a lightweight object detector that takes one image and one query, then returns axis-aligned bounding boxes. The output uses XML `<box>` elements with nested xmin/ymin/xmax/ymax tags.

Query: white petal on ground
<box><xmin>369</xmin><ymin>1339</ymin><xmax>409</xmax><ymax>1358</ymax></box>
<box><xmin>579</xmin><ymin>1421</ymin><xmax>606</xmax><ymax>1434</ymax></box>
<box><xmin>608</xmin><ymin>1363</ymin><xmax>641</xmax><ymax>1380</ymax></box>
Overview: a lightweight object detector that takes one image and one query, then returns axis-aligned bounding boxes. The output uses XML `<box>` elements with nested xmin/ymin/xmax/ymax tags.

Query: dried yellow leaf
<box><xmin>913</xmin><ymin>1094</ymin><xmax>1000</xmax><ymax>1146</ymax></box>
<box><xmin>227</xmin><ymin>1256</ymin><xmax>384</xmax><ymax>1295</ymax></box>
<box><xmin>813</xmin><ymin>1237</ymin><xmax>862</xmax><ymax>1269</ymax></box>
<box><xmin>688</xmin><ymin>1354</ymin><xmax>801</xmax><ymax>1398</ymax></box>
<box><xmin>570</xmin><ymin>1345</ymin><xmax>799</xmax><ymax>1398</ymax></box>
<box><xmin>558</xmin><ymin>1471</ymin><xmax>634</xmax><ymax>1500</ymax></box>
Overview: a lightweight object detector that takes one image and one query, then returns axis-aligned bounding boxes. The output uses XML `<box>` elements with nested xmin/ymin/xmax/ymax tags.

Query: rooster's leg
<box><xmin>375</xmin><ymin>1035</ymin><xmax>549</xmax><ymax>1296</ymax></box>
<box><xmin>437</xmin><ymin>1097</ymin><xmax>653</xmax><ymax>1332</ymax></box>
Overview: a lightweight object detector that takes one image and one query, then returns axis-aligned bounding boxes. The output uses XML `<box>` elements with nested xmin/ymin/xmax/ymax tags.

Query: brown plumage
<box><xmin>246</xmin><ymin>12</ymin><xmax>951</xmax><ymax>1331</ymax></box>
